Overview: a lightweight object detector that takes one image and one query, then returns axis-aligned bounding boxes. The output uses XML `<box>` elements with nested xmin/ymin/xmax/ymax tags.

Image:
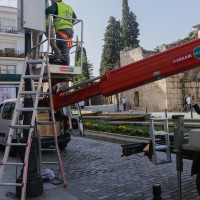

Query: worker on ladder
<box><xmin>46</xmin><ymin>0</ymin><xmax>77</xmax><ymax>66</ymax></box>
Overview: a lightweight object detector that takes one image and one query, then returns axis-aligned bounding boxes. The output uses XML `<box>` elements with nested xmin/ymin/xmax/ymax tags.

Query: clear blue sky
<box><xmin>66</xmin><ymin>0</ymin><xmax>200</xmax><ymax>77</ymax></box>
<box><xmin>1</xmin><ymin>0</ymin><xmax>200</xmax><ymax>77</ymax></box>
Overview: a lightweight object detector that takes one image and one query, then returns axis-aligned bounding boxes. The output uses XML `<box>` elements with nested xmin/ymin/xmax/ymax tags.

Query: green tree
<box><xmin>74</xmin><ymin>46</ymin><xmax>93</xmax><ymax>83</ymax></box>
<box><xmin>128</xmin><ymin>11</ymin><xmax>140</xmax><ymax>48</ymax></box>
<box><xmin>99</xmin><ymin>16</ymin><xmax>121</xmax><ymax>75</ymax></box>
<box><xmin>121</xmin><ymin>0</ymin><xmax>140</xmax><ymax>49</ymax></box>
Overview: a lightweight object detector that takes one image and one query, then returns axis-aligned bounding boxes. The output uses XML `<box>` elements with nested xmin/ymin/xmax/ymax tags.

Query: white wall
<box><xmin>0</xmin><ymin>6</ymin><xmax>25</xmax><ymax>75</ymax></box>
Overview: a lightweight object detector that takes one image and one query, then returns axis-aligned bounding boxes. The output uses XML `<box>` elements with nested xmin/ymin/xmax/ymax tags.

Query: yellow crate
<box><xmin>37</xmin><ymin>113</ymin><xmax>61</xmax><ymax>137</ymax></box>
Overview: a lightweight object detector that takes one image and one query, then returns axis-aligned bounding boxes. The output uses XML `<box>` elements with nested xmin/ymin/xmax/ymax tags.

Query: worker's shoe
<box><xmin>49</xmin><ymin>55</ymin><xmax>63</xmax><ymax>65</ymax></box>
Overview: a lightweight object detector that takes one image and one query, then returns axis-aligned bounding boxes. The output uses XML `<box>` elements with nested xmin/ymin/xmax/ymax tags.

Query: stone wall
<box><xmin>120</xmin><ymin>43</ymin><xmax>200</xmax><ymax>112</ymax></box>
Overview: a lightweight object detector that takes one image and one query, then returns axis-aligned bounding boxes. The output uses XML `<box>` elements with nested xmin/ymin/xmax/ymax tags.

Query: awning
<box><xmin>0</xmin><ymin>74</ymin><xmax>21</xmax><ymax>81</ymax></box>
<box><xmin>0</xmin><ymin>74</ymin><xmax>21</xmax><ymax>87</ymax></box>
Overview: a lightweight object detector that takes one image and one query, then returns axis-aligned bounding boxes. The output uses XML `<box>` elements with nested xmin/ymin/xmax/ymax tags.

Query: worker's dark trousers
<box><xmin>56</xmin><ymin>29</ymin><xmax>74</xmax><ymax>66</ymax></box>
<box><xmin>123</xmin><ymin>103</ymin><xmax>126</xmax><ymax>111</ymax></box>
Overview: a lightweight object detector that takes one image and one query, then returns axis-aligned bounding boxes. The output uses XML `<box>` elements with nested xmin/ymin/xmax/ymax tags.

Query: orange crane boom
<box><xmin>53</xmin><ymin>38</ymin><xmax>200</xmax><ymax>110</ymax></box>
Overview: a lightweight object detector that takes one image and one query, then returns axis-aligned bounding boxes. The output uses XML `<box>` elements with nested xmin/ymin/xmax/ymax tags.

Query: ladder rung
<box><xmin>11</xmin><ymin>125</ymin><xmax>34</xmax><ymax>129</ymax></box>
<box><xmin>16</xmin><ymin>108</ymin><xmax>35</xmax><ymax>112</ymax></box>
<box><xmin>19</xmin><ymin>91</ymin><xmax>37</xmax><ymax>95</ymax></box>
<box><xmin>155</xmin><ymin>145</ymin><xmax>170</xmax><ymax>150</ymax></box>
<box><xmin>0</xmin><ymin>182</ymin><xmax>22</xmax><ymax>187</ymax></box>
<box><xmin>23</xmin><ymin>75</ymin><xmax>41</xmax><ymax>79</ymax></box>
<box><xmin>7</xmin><ymin>143</ymin><xmax>27</xmax><ymax>146</ymax></box>
<box><xmin>41</xmin><ymin>148</ymin><xmax>56</xmax><ymax>151</ymax></box>
<box><xmin>1</xmin><ymin>162</ymin><xmax>24</xmax><ymax>166</ymax></box>
<box><xmin>40</xmin><ymin>92</ymin><xmax>51</xmax><ymax>96</ymax></box>
<box><xmin>42</xmin><ymin>162</ymin><xmax>59</xmax><ymax>165</ymax></box>
<box><xmin>152</xmin><ymin>131</ymin><xmax>169</xmax><ymax>136</ymax></box>
<box><xmin>37</xmin><ymin>121</ymin><xmax>55</xmax><ymax>125</ymax></box>
<box><xmin>27</xmin><ymin>59</ymin><xmax>43</xmax><ymax>64</ymax></box>
<box><xmin>37</xmin><ymin>107</ymin><xmax>51</xmax><ymax>110</ymax></box>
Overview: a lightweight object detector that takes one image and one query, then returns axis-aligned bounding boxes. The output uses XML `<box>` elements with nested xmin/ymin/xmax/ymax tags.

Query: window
<box><xmin>0</xmin><ymin>65</ymin><xmax>16</xmax><ymax>74</ymax></box>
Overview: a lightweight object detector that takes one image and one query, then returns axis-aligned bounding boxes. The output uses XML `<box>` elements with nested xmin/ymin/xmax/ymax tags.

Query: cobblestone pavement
<box><xmin>0</xmin><ymin>136</ymin><xmax>199</xmax><ymax>200</ymax></box>
<box><xmin>62</xmin><ymin>136</ymin><xmax>198</xmax><ymax>200</ymax></box>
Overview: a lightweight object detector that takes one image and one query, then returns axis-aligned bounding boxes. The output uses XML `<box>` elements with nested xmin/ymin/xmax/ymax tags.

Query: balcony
<box><xmin>0</xmin><ymin>26</ymin><xmax>20</xmax><ymax>34</ymax></box>
<box><xmin>0</xmin><ymin>49</ymin><xmax>25</xmax><ymax>58</ymax></box>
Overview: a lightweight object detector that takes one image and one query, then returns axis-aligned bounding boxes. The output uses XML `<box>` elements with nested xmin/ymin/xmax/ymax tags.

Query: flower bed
<box><xmin>84</xmin><ymin>121</ymin><xmax>150</xmax><ymax>137</ymax></box>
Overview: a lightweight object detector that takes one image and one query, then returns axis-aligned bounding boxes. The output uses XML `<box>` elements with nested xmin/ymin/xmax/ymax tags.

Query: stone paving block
<box><xmin>97</xmin><ymin>195</ymin><xmax>110</xmax><ymax>199</ymax></box>
<box><xmin>1</xmin><ymin>135</ymin><xmax>199</xmax><ymax>200</ymax></box>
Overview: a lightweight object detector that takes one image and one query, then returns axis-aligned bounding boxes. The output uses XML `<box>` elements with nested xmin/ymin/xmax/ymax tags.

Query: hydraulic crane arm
<box><xmin>53</xmin><ymin>38</ymin><xmax>200</xmax><ymax>110</ymax></box>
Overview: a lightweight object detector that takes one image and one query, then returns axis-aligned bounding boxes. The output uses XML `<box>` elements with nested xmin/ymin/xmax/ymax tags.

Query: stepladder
<box><xmin>149</xmin><ymin>118</ymin><xmax>172</xmax><ymax>165</ymax></box>
<box><xmin>0</xmin><ymin>55</ymin><xmax>67</xmax><ymax>200</ymax></box>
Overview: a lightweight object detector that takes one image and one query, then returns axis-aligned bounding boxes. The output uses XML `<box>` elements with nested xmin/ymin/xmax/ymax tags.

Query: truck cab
<box><xmin>0</xmin><ymin>98</ymin><xmax>84</xmax><ymax>150</ymax></box>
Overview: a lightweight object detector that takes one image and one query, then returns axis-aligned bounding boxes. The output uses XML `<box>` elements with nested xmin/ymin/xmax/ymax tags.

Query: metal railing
<box><xmin>0</xmin><ymin>26</ymin><xmax>19</xmax><ymax>34</ymax></box>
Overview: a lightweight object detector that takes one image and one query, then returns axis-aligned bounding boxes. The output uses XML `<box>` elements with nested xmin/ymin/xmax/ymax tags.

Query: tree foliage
<box><xmin>99</xmin><ymin>16</ymin><xmax>121</xmax><ymax>75</ymax></box>
<box><xmin>100</xmin><ymin>0</ymin><xmax>140</xmax><ymax>75</ymax></box>
<box><xmin>74</xmin><ymin>46</ymin><xmax>93</xmax><ymax>83</ymax></box>
<box><xmin>121</xmin><ymin>0</ymin><xmax>140</xmax><ymax>49</ymax></box>
<box><xmin>127</xmin><ymin>11</ymin><xmax>140</xmax><ymax>48</ymax></box>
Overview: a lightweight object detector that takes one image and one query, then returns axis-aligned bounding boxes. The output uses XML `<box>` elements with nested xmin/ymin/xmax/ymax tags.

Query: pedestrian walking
<box><xmin>186</xmin><ymin>94</ymin><xmax>193</xmax><ymax>112</ymax></box>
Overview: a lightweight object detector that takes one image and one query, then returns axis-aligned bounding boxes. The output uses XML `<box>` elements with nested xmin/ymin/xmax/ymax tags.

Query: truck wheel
<box><xmin>196</xmin><ymin>171</ymin><xmax>200</xmax><ymax>195</ymax></box>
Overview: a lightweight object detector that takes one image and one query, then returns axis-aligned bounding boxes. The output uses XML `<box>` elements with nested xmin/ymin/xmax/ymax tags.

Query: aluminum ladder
<box><xmin>149</xmin><ymin>118</ymin><xmax>172</xmax><ymax>165</ymax></box>
<box><xmin>0</xmin><ymin>56</ymin><xmax>67</xmax><ymax>200</ymax></box>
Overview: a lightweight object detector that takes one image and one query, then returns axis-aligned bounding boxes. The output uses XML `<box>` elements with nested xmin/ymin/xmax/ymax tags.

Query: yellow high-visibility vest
<box><xmin>53</xmin><ymin>2</ymin><xmax>73</xmax><ymax>31</ymax></box>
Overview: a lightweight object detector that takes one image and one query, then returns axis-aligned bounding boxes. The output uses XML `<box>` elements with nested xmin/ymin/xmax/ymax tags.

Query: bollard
<box><xmin>153</xmin><ymin>184</ymin><xmax>162</xmax><ymax>200</ymax></box>
<box><xmin>190</xmin><ymin>104</ymin><xmax>193</xmax><ymax>119</ymax></box>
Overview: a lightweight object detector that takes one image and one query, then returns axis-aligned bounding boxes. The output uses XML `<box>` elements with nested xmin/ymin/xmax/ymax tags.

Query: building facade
<box><xmin>0</xmin><ymin>6</ymin><xmax>25</xmax><ymax>103</ymax></box>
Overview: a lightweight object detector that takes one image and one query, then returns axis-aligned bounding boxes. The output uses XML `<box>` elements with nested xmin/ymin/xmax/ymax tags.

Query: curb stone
<box><xmin>84</xmin><ymin>130</ymin><xmax>150</xmax><ymax>144</ymax></box>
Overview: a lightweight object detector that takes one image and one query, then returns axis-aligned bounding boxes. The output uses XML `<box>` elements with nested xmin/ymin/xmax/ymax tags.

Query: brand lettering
<box><xmin>59</xmin><ymin>67</ymin><xmax>74</xmax><ymax>72</ymax></box>
<box><xmin>60</xmin><ymin>67</ymin><xmax>70</xmax><ymax>72</ymax></box>
<box><xmin>173</xmin><ymin>54</ymin><xmax>192</xmax><ymax>63</ymax></box>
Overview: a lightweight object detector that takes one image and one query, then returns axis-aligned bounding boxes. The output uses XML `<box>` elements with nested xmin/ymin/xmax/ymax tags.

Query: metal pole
<box><xmin>165</xmin><ymin>109</ymin><xmax>168</xmax><ymax>118</ymax></box>
<box><xmin>190</xmin><ymin>104</ymin><xmax>193</xmax><ymax>119</ymax></box>
<box><xmin>16</xmin><ymin>31</ymin><xmax>43</xmax><ymax>198</ymax></box>
<box><xmin>172</xmin><ymin>115</ymin><xmax>184</xmax><ymax>200</ymax></box>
